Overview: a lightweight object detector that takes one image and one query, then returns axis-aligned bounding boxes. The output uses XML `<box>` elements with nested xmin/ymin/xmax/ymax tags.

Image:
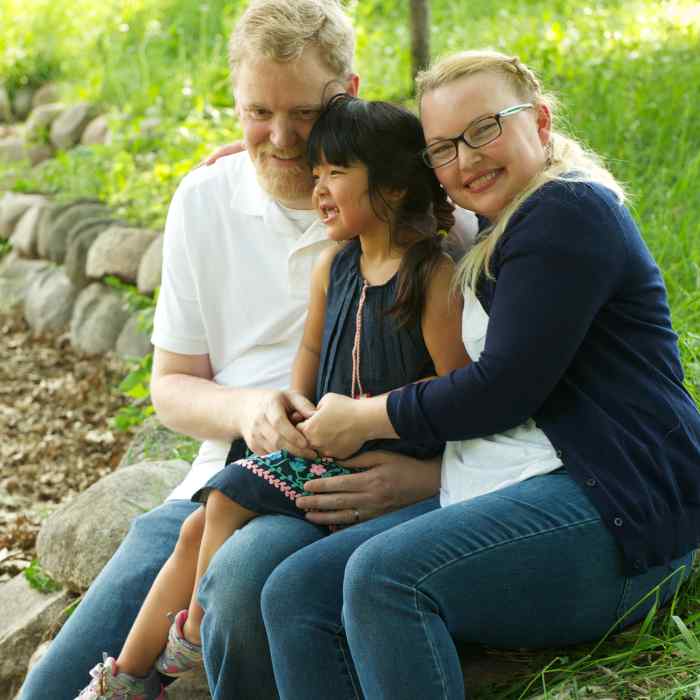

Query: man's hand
<box><xmin>242</xmin><ymin>390</ymin><xmax>318</xmax><ymax>458</ymax></box>
<box><xmin>200</xmin><ymin>141</ymin><xmax>246</xmax><ymax>167</ymax></box>
<box><xmin>296</xmin><ymin>451</ymin><xmax>441</xmax><ymax>526</ymax></box>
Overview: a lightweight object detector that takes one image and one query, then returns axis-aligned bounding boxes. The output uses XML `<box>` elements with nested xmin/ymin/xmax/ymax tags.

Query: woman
<box><xmin>261</xmin><ymin>50</ymin><xmax>700</xmax><ymax>699</ymax></box>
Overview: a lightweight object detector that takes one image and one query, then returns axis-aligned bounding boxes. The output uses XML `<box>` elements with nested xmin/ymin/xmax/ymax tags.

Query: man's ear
<box><xmin>346</xmin><ymin>73</ymin><xmax>360</xmax><ymax>97</ymax></box>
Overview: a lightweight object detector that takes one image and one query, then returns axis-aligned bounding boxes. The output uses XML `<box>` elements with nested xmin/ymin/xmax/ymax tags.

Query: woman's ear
<box><xmin>536</xmin><ymin>103</ymin><xmax>552</xmax><ymax>147</ymax></box>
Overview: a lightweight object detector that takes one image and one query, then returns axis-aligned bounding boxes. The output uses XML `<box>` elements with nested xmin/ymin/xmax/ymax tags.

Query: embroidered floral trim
<box><xmin>235</xmin><ymin>451</ymin><xmax>351</xmax><ymax>500</ymax></box>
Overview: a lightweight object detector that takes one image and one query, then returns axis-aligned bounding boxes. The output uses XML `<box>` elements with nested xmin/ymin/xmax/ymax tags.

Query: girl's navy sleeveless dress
<box><xmin>193</xmin><ymin>240</ymin><xmax>443</xmax><ymax>519</ymax></box>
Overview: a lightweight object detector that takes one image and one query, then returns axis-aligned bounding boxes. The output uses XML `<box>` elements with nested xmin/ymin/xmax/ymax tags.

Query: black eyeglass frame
<box><xmin>421</xmin><ymin>103</ymin><xmax>534</xmax><ymax>169</ymax></box>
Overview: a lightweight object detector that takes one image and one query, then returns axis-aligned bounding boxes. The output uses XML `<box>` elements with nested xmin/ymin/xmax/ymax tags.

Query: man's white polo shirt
<box><xmin>152</xmin><ymin>152</ymin><xmax>331</xmax><ymax>500</ymax></box>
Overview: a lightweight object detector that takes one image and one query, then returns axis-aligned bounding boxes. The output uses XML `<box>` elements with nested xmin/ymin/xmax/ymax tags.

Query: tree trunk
<box><xmin>410</xmin><ymin>0</ymin><xmax>431</xmax><ymax>89</ymax></box>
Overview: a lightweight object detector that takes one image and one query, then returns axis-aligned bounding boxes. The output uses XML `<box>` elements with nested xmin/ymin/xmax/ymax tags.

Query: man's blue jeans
<box><xmin>19</xmin><ymin>500</ymin><xmax>328</xmax><ymax>700</ymax></box>
<box><xmin>262</xmin><ymin>470</ymin><xmax>694</xmax><ymax>700</ymax></box>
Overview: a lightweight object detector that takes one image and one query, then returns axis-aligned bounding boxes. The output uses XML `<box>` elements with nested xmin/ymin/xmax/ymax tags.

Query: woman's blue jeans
<box><xmin>19</xmin><ymin>500</ymin><xmax>328</xmax><ymax>700</ymax></box>
<box><xmin>262</xmin><ymin>470</ymin><xmax>694</xmax><ymax>700</ymax></box>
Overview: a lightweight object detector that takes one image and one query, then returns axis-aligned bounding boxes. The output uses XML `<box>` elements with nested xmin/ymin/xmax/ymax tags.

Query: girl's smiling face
<box><xmin>420</xmin><ymin>71</ymin><xmax>551</xmax><ymax>221</ymax></box>
<box><xmin>312</xmin><ymin>158</ymin><xmax>388</xmax><ymax>242</ymax></box>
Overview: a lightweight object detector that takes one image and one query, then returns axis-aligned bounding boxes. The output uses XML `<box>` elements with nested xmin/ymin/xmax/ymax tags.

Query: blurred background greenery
<box><xmin>2</xmin><ymin>2</ymin><xmax>700</xmax><ymax>694</ymax></box>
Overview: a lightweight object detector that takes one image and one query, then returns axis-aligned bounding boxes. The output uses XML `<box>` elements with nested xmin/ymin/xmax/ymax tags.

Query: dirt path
<box><xmin>0</xmin><ymin>310</ymin><xmax>134</xmax><ymax>582</ymax></box>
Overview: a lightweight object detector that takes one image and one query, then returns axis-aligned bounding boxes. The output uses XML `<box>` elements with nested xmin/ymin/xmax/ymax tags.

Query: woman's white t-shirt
<box><xmin>440</xmin><ymin>287</ymin><xmax>563</xmax><ymax>507</ymax></box>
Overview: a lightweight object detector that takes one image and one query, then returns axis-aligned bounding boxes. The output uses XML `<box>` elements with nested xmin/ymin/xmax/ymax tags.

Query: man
<box><xmin>20</xmin><ymin>2</ymin><xmax>470</xmax><ymax>698</ymax></box>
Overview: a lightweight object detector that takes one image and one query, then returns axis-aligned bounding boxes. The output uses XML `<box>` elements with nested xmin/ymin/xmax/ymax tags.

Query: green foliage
<box><xmin>0</xmin><ymin>240</ymin><xmax>12</xmax><ymax>261</ymax></box>
<box><xmin>112</xmin><ymin>353</ymin><xmax>155</xmax><ymax>432</ymax></box>
<box><xmin>24</xmin><ymin>559</ymin><xmax>61</xmax><ymax>594</ymax></box>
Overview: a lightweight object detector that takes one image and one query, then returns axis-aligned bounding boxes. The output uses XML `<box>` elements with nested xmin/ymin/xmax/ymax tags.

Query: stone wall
<box><xmin>0</xmin><ymin>82</ymin><xmax>110</xmax><ymax>167</ymax></box>
<box><xmin>0</xmin><ymin>191</ymin><xmax>160</xmax><ymax>359</ymax></box>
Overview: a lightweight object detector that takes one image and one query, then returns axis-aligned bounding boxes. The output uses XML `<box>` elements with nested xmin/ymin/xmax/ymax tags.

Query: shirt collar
<box><xmin>227</xmin><ymin>152</ymin><xmax>272</xmax><ymax>217</ymax></box>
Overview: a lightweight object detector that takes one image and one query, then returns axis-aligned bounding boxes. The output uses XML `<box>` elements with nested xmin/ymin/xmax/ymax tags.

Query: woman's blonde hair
<box><xmin>229</xmin><ymin>0</ymin><xmax>355</xmax><ymax>84</ymax></box>
<box><xmin>416</xmin><ymin>49</ymin><xmax>625</xmax><ymax>292</ymax></box>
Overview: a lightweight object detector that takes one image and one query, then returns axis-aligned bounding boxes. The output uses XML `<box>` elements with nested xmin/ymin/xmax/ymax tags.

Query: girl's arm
<box><xmin>421</xmin><ymin>254</ymin><xmax>471</xmax><ymax>376</ymax></box>
<box><xmin>290</xmin><ymin>245</ymin><xmax>339</xmax><ymax>401</ymax></box>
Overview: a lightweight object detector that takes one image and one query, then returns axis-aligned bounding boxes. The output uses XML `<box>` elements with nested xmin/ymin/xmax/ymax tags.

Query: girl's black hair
<box><xmin>307</xmin><ymin>93</ymin><xmax>455</xmax><ymax>328</ymax></box>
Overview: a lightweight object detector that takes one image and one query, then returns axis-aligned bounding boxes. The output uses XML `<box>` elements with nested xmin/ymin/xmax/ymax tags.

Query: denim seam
<box><xmin>614</xmin><ymin>575</ymin><xmax>632</xmax><ymax>631</ymax></box>
<box><xmin>413</xmin><ymin>516</ymin><xmax>601</xmax><ymax>589</ymax></box>
<box><xmin>414</xmin><ymin>586</ymin><xmax>450</xmax><ymax>699</ymax></box>
<box><xmin>335</xmin><ymin>629</ymin><xmax>363</xmax><ymax>700</ymax></box>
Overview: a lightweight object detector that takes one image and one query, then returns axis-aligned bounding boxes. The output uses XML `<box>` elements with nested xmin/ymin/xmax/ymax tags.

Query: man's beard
<box><xmin>253</xmin><ymin>148</ymin><xmax>314</xmax><ymax>203</ymax></box>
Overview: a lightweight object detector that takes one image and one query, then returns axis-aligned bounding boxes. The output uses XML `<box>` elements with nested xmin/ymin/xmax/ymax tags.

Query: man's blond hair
<box><xmin>229</xmin><ymin>0</ymin><xmax>355</xmax><ymax>82</ymax></box>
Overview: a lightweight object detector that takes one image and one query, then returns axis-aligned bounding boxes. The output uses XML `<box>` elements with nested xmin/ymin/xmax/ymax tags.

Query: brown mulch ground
<box><xmin>0</xmin><ymin>310</ymin><xmax>133</xmax><ymax>582</ymax></box>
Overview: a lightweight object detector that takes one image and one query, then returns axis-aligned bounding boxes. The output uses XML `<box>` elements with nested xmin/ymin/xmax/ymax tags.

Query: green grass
<box><xmin>2</xmin><ymin>1</ymin><xmax>700</xmax><ymax>696</ymax></box>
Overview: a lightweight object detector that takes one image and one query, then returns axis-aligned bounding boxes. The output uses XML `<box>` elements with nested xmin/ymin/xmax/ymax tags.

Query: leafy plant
<box><xmin>24</xmin><ymin>559</ymin><xmax>61</xmax><ymax>594</ymax></box>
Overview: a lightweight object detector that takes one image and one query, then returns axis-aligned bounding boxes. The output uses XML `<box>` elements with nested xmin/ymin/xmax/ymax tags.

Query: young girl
<box><xmin>75</xmin><ymin>94</ymin><xmax>470</xmax><ymax>699</ymax></box>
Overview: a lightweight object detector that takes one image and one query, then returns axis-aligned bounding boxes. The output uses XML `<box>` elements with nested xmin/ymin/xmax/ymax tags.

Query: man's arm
<box><xmin>151</xmin><ymin>347</ymin><xmax>317</xmax><ymax>457</ymax></box>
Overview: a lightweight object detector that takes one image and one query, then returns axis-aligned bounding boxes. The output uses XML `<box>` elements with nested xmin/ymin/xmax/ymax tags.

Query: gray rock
<box><xmin>24</xmin><ymin>266</ymin><xmax>79</xmax><ymax>334</ymax></box>
<box><xmin>36</xmin><ymin>201</ymin><xmax>72</xmax><ymax>257</ymax></box>
<box><xmin>24</xmin><ymin>103</ymin><xmax>65</xmax><ymax>143</ymax></box>
<box><xmin>49</xmin><ymin>102</ymin><xmax>93</xmax><ymax>150</ymax></box>
<box><xmin>119</xmin><ymin>417</ymin><xmax>195</xmax><ymax>468</ymax></box>
<box><xmin>12</xmin><ymin>87</ymin><xmax>35</xmax><ymax>121</ymax></box>
<box><xmin>0</xmin><ymin>86</ymin><xmax>12</xmax><ymax>122</ymax></box>
<box><xmin>0</xmin><ymin>137</ymin><xmax>26</xmax><ymax>162</ymax></box>
<box><xmin>9</xmin><ymin>203</ymin><xmax>48</xmax><ymax>257</ymax></box>
<box><xmin>0</xmin><ymin>252</ymin><xmax>50</xmax><ymax>312</ymax></box>
<box><xmin>27</xmin><ymin>143</ymin><xmax>53</xmax><ymax>166</ymax></box>
<box><xmin>0</xmin><ymin>192</ymin><xmax>48</xmax><ymax>240</ymax></box>
<box><xmin>36</xmin><ymin>459</ymin><xmax>190</xmax><ymax>592</ymax></box>
<box><xmin>0</xmin><ymin>574</ymin><xmax>72</xmax><ymax>700</ymax></box>
<box><xmin>45</xmin><ymin>200</ymin><xmax>108</xmax><ymax>263</ymax></box>
<box><xmin>69</xmin><ymin>282</ymin><xmax>130</xmax><ymax>354</ymax></box>
<box><xmin>137</xmin><ymin>233</ymin><xmax>163</xmax><ymax>293</ymax></box>
<box><xmin>31</xmin><ymin>83</ymin><xmax>60</xmax><ymax>108</ymax></box>
<box><xmin>64</xmin><ymin>218</ymin><xmax>120</xmax><ymax>289</ymax></box>
<box><xmin>80</xmin><ymin>115</ymin><xmax>110</xmax><ymax>146</ymax></box>
<box><xmin>86</xmin><ymin>226</ymin><xmax>160</xmax><ymax>284</ymax></box>
<box><xmin>116</xmin><ymin>314</ymin><xmax>153</xmax><ymax>359</ymax></box>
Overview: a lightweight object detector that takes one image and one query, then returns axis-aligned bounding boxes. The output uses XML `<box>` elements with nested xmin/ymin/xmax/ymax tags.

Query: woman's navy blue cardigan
<box><xmin>388</xmin><ymin>179</ymin><xmax>700</xmax><ymax>575</ymax></box>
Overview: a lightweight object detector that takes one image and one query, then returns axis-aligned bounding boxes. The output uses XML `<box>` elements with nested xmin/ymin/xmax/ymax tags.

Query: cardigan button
<box><xmin>585</xmin><ymin>478</ymin><xmax>597</xmax><ymax>487</ymax></box>
<box><xmin>613</xmin><ymin>517</ymin><xmax>624</xmax><ymax>527</ymax></box>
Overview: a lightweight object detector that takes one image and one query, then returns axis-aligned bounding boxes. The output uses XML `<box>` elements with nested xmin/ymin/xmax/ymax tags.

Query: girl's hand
<box><xmin>299</xmin><ymin>393</ymin><xmax>370</xmax><ymax>459</ymax></box>
<box><xmin>296</xmin><ymin>451</ymin><xmax>441</xmax><ymax>526</ymax></box>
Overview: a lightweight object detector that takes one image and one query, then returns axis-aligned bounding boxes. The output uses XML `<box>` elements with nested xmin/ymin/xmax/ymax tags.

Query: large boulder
<box><xmin>36</xmin><ymin>460</ymin><xmax>190</xmax><ymax>592</ymax></box>
<box><xmin>24</xmin><ymin>266</ymin><xmax>79</xmax><ymax>334</ymax></box>
<box><xmin>36</xmin><ymin>201</ymin><xmax>72</xmax><ymax>257</ymax></box>
<box><xmin>44</xmin><ymin>200</ymin><xmax>108</xmax><ymax>263</ymax></box>
<box><xmin>80</xmin><ymin>115</ymin><xmax>110</xmax><ymax>146</ymax></box>
<box><xmin>115</xmin><ymin>314</ymin><xmax>153</xmax><ymax>359</ymax></box>
<box><xmin>0</xmin><ymin>192</ymin><xmax>48</xmax><ymax>240</ymax></box>
<box><xmin>24</xmin><ymin>103</ymin><xmax>64</xmax><ymax>144</ymax></box>
<box><xmin>49</xmin><ymin>102</ymin><xmax>94</xmax><ymax>150</ymax></box>
<box><xmin>64</xmin><ymin>218</ymin><xmax>121</xmax><ymax>289</ymax></box>
<box><xmin>137</xmin><ymin>233</ymin><xmax>163</xmax><ymax>294</ymax></box>
<box><xmin>9</xmin><ymin>202</ymin><xmax>48</xmax><ymax>258</ymax></box>
<box><xmin>69</xmin><ymin>282</ymin><xmax>130</xmax><ymax>354</ymax></box>
<box><xmin>0</xmin><ymin>574</ymin><xmax>72</xmax><ymax>700</ymax></box>
<box><xmin>86</xmin><ymin>226</ymin><xmax>160</xmax><ymax>284</ymax></box>
<box><xmin>0</xmin><ymin>252</ymin><xmax>50</xmax><ymax>312</ymax></box>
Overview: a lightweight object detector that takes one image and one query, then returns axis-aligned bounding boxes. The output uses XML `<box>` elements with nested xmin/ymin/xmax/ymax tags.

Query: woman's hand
<box><xmin>240</xmin><ymin>389</ymin><xmax>317</xmax><ymax>459</ymax></box>
<box><xmin>296</xmin><ymin>451</ymin><xmax>441</xmax><ymax>526</ymax></box>
<box><xmin>299</xmin><ymin>393</ymin><xmax>396</xmax><ymax>459</ymax></box>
